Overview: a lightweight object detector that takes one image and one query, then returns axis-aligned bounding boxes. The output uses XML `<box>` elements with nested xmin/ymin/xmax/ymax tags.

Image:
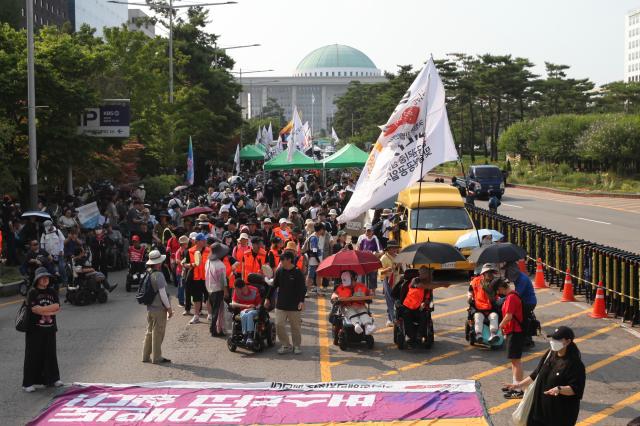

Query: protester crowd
<box><xmin>2</xmin><ymin>164</ymin><xmax>590</xmax><ymax>425</ymax></box>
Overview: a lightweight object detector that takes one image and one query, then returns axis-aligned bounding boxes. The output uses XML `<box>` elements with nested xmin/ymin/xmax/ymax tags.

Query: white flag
<box><xmin>331</xmin><ymin>127</ymin><xmax>340</xmax><ymax>143</ymax></box>
<box><xmin>288</xmin><ymin>106</ymin><xmax>304</xmax><ymax>162</ymax></box>
<box><xmin>338</xmin><ymin>58</ymin><xmax>458</xmax><ymax>223</ymax></box>
<box><xmin>234</xmin><ymin>144</ymin><xmax>241</xmax><ymax>175</ymax></box>
<box><xmin>267</xmin><ymin>122</ymin><xmax>273</xmax><ymax>144</ymax></box>
<box><xmin>276</xmin><ymin>135</ymin><xmax>283</xmax><ymax>153</ymax></box>
<box><xmin>255</xmin><ymin>128</ymin><xmax>261</xmax><ymax>145</ymax></box>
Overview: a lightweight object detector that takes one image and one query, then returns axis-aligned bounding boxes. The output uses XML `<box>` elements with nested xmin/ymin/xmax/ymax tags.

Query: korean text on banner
<box><xmin>338</xmin><ymin>58</ymin><xmax>458</xmax><ymax>223</ymax></box>
<box><xmin>76</xmin><ymin>202</ymin><xmax>100</xmax><ymax>229</ymax></box>
<box><xmin>186</xmin><ymin>136</ymin><xmax>194</xmax><ymax>186</ymax></box>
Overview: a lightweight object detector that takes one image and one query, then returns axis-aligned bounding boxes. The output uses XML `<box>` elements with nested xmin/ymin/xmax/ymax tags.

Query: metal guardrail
<box><xmin>466</xmin><ymin>205</ymin><xmax>640</xmax><ymax>326</ymax></box>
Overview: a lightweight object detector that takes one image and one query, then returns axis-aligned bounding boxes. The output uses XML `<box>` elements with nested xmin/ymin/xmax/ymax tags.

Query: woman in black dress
<box><xmin>23</xmin><ymin>267</ymin><xmax>63</xmax><ymax>392</ymax></box>
<box><xmin>505</xmin><ymin>326</ymin><xmax>586</xmax><ymax>426</ymax></box>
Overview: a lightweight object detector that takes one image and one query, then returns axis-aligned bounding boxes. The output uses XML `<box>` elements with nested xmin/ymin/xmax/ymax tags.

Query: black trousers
<box><xmin>402</xmin><ymin>308</ymin><xmax>428</xmax><ymax>342</ymax></box>
<box><xmin>184</xmin><ymin>274</ymin><xmax>193</xmax><ymax>312</ymax></box>
<box><xmin>208</xmin><ymin>290</ymin><xmax>225</xmax><ymax>335</ymax></box>
<box><xmin>23</xmin><ymin>327</ymin><xmax>60</xmax><ymax>387</ymax></box>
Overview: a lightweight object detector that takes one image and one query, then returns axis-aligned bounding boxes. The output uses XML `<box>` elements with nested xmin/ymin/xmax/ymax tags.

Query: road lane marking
<box><xmin>469</xmin><ymin>323</ymin><xmax>617</xmax><ymax>380</ymax></box>
<box><xmin>316</xmin><ymin>295</ymin><xmax>332</xmax><ymax>382</ymax></box>
<box><xmin>586</xmin><ymin>343</ymin><xmax>640</xmax><ymax>373</ymax></box>
<box><xmin>488</xmin><ymin>327</ymin><xmax>638</xmax><ymax>416</ymax></box>
<box><xmin>576</xmin><ymin>390</ymin><xmax>640</xmax><ymax>425</ymax></box>
<box><xmin>502</xmin><ymin>203</ymin><xmax>523</xmax><ymax>209</ymax></box>
<box><xmin>437</xmin><ymin>293</ymin><xmax>468</xmax><ymax>304</ymax></box>
<box><xmin>367</xmin><ymin>303</ymin><xmax>585</xmax><ymax>381</ymax></box>
<box><xmin>0</xmin><ymin>297</ymin><xmax>23</xmax><ymax>308</ymax></box>
<box><xmin>577</xmin><ymin>217</ymin><xmax>611</xmax><ymax>225</ymax></box>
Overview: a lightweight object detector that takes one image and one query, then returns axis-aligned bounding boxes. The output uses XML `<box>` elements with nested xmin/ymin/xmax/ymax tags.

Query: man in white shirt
<box><xmin>40</xmin><ymin>220</ymin><xmax>67</xmax><ymax>284</ymax></box>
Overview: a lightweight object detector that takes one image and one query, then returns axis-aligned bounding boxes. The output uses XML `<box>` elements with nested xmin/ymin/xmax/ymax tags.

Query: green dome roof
<box><xmin>296</xmin><ymin>44</ymin><xmax>377</xmax><ymax>71</ymax></box>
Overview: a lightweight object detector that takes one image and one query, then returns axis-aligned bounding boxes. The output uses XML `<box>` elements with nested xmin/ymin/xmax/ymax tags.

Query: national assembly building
<box><xmin>238</xmin><ymin>44</ymin><xmax>387</xmax><ymax>135</ymax></box>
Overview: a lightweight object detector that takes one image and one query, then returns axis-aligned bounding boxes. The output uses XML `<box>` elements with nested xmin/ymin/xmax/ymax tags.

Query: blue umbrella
<box><xmin>455</xmin><ymin>229</ymin><xmax>504</xmax><ymax>249</ymax></box>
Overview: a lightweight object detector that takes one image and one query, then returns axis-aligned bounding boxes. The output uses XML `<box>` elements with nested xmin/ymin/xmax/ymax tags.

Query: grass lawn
<box><xmin>0</xmin><ymin>264</ymin><xmax>22</xmax><ymax>284</ymax></box>
<box><xmin>434</xmin><ymin>156</ymin><xmax>640</xmax><ymax>194</ymax></box>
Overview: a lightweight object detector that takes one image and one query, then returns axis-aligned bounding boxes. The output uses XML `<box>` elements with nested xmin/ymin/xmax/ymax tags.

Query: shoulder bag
<box><xmin>512</xmin><ymin>351</ymin><xmax>552</xmax><ymax>425</ymax></box>
<box><xmin>15</xmin><ymin>301</ymin><xmax>31</xmax><ymax>333</ymax></box>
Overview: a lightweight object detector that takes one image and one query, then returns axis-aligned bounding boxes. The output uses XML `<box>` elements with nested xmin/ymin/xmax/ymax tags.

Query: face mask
<box><xmin>549</xmin><ymin>338</ymin><xmax>565</xmax><ymax>352</ymax></box>
<box><xmin>341</xmin><ymin>272</ymin><xmax>352</xmax><ymax>287</ymax></box>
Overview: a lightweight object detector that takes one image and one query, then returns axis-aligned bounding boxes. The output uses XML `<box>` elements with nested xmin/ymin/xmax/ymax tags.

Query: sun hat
<box><xmin>328</xmin><ymin>209</ymin><xmax>338</xmax><ymax>216</ymax></box>
<box><xmin>238</xmin><ymin>233</ymin><xmax>249</xmax><ymax>241</ymax></box>
<box><xmin>381</xmin><ymin>208</ymin><xmax>393</xmax><ymax>217</ymax></box>
<box><xmin>32</xmin><ymin>267</ymin><xmax>52</xmax><ymax>285</ymax></box>
<box><xmin>480</xmin><ymin>263</ymin><xmax>499</xmax><ymax>275</ymax></box>
<box><xmin>146</xmin><ymin>250</ymin><xmax>166</xmax><ymax>265</ymax></box>
<box><xmin>178</xmin><ymin>235</ymin><xmax>189</xmax><ymax>244</ymax></box>
<box><xmin>278</xmin><ymin>218</ymin><xmax>288</xmax><ymax>225</ymax></box>
<box><xmin>285</xmin><ymin>241</ymin><xmax>298</xmax><ymax>251</ymax></box>
<box><xmin>189</xmin><ymin>232</ymin><xmax>198</xmax><ymax>240</ymax></box>
<box><xmin>209</xmin><ymin>242</ymin><xmax>229</xmax><ymax>260</ymax></box>
<box><xmin>197</xmin><ymin>213</ymin><xmax>208</xmax><ymax>222</ymax></box>
<box><xmin>262</xmin><ymin>217</ymin><xmax>272</xmax><ymax>224</ymax></box>
<box><xmin>289</xmin><ymin>206</ymin><xmax>299</xmax><ymax>214</ymax></box>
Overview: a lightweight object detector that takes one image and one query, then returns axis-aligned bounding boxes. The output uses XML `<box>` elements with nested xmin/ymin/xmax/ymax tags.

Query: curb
<box><xmin>428</xmin><ymin>173</ymin><xmax>640</xmax><ymax>199</ymax></box>
<box><xmin>0</xmin><ymin>280</ymin><xmax>22</xmax><ymax>298</ymax></box>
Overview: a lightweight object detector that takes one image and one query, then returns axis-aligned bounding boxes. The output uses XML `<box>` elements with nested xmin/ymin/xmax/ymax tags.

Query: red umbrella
<box><xmin>316</xmin><ymin>250</ymin><xmax>382</xmax><ymax>278</ymax></box>
<box><xmin>182</xmin><ymin>206</ymin><xmax>213</xmax><ymax>218</ymax></box>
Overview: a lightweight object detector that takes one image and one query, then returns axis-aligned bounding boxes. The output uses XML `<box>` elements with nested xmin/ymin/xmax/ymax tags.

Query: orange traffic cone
<box><xmin>518</xmin><ymin>259</ymin><xmax>527</xmax><ymax>273</ymax></box>
<box><xmin>590</xmin><ymin>281</ymin><xmax>608</xmax><ymax>319</ymax></box>
<box><xmin>561</xmin><ymin>269</ymin><xmax>576</xmax><ymax>302</ymax></box>
<box><xmin>534</xmin><ymin>258</ymin><xmax>548</xmax><ymax>289</ymax></box>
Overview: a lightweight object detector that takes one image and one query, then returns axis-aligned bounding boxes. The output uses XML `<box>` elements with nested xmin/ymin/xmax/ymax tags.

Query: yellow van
<box><xmin>395</xmin><ymin>182</ymin><xmax>476</xmax><ymax>271</ymax></box>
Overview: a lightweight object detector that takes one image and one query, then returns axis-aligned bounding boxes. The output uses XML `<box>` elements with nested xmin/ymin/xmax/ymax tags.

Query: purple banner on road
<box><xmin>28</xmin><ymin>380</ymin><xmax>489</xmax><ymax>425</ymax></box>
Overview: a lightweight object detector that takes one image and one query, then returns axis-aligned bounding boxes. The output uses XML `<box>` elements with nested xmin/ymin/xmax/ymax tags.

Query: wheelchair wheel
<box><xmin>466</xmin><ymin>322</ymin><xmax>476</xmax><ymax>346</ymax></box>
<box><xmin>97</xmin><ymin>289</ymin><xmax>108</xmax><ymax>304</ymax></box>
<box><xmin>424</xmin><ymin>321</ymin><xmax>434</xmax><ymax>349</ymax></box>
<box><xmin>365</xmin><ymin>335</ymin><xmax>374</xmax><ymax>349</ymax></box>
<box><xmin>338</xmin><ymin>330</ymin><xmax>348</xmax><ymax>351</ymax></box>
<box><xmin>227</xmin><ymin>337</ymin><xmax>237</xmax><ymax>352</ymax></box>
<box><xmin>125</xmin><ymin>276</ymin><xmax>132</xmax><ymax>292</ymax></box>
<box><xmin>266</xmin><ymin>323</ymin><xmax>276</xmax><ymax>347</ymax></box>
<box><xmin>394</xmin><ymin>324</ymin><xmax>405</xmax><ymax>350</ymax></box>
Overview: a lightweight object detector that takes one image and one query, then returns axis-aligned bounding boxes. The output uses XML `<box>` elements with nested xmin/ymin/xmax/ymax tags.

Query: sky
<box><xmin>139</xmin><ymin>0</ymin><xmax>639</xmax><ymax>85</ymax></box>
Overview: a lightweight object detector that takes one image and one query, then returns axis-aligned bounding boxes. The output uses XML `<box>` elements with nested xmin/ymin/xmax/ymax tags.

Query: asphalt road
<box><xmin>2</xmin><ymin>268</ymin><xmax>640</xmax><ymax>425</ymax></box>
<box><xmin>473</xmin><ymin>187</ymin><xmax>640</xmax><ymax>254</ymax></box>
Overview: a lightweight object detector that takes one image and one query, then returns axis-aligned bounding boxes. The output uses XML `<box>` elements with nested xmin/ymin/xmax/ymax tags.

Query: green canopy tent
<box><xmin>263</xmin><ymin>150</ymin><xmax>323</xmax><ymax>171</ymax></box>
<box><xmin>254</xmin><ymin>143</ymin><xmax>267</xmax><ymax>152</ymax></box>
<box><xmin>239</xmin><ymin>144</ymin><xmax>265</xmax><ymax>161</ymax></box>
<box><xmin>322</xmin><ymin>143</ymin><xmax>368</xmax><ymax>169</ymax></box>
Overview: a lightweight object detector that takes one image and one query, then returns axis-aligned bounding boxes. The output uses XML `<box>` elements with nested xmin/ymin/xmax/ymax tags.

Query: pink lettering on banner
<box><xmin>27</xmin><ymin>383</ymin><xmax>486</xmax><ymax>425</ymax></box>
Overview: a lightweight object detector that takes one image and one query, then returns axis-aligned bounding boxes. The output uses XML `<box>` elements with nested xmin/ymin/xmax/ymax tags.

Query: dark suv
<box><xmin>467</xmin><ymin>165</ymin><xmax>505</xmax><ymax>199</ymax></box>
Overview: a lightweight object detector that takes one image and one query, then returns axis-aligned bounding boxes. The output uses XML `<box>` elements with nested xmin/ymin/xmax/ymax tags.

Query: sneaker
<box><xmin>53</xmin><ymin>380</ymin><xmax>64</xmax><ymax>387</ymax></box>
<box><xmin>182</xmin><ymin>310</ymin><xmax>192</xmax><ymax>316</ymax></box>
<box><xmin>246</xmin><ymin>337</ymin><xmax>254</xmax><ymax>347</ymax></box>
<box><xmin>309</xmin><ymin>287</ymin><xmax>318</xmax><ymax>294</ymax></box>
<box><xmin>504</xmin><ymin>390</ymin><xmax>524</xmax><ymax>399</ymax></box>
<box><xmin>488</xmin><ymin>334</ymin><xmax>499</xmax><ymax>344</ymax></box>
<box><xmin>23</xmin><ymin>386</ymin><xmax>36</xmax><ymax>393</ymax></box>
<box><xmin>152</xmin><ymin>358</ymin><xmax>171</xmax><ymax>364</ymax></box>
<box><xmin>189</xmin><ymin>315</ymin><xmax>200</xmax><ymax>324</ymax></box>
<box><xmin>385</xmin><ymin>320</ymin><xmax>393</xmax><ymax>328</ymax></box>
<box><xmin>293</xmin><ymin>346</ymin><xmax>302</xmax><ymax>355</ymax></box>
<box><xmin>354</xmin><ymin>323</ymin><xmax>363</xmax><ymax>334</ymax></box>
<box><xmin>277</xmin><ymin>346</ymin><xmax>292</xmax><ymax>355</ymax></box>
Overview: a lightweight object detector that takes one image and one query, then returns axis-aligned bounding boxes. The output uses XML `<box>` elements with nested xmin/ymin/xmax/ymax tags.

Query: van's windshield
<box><xmin>410</xmin><ymin>208</ymin><xmax>474</xmax><ymax>231</ymax></box>
<box><xmin>473</xmin><ymin>167</ymin><xmax>502</xmax><ymax>179</ymax></box>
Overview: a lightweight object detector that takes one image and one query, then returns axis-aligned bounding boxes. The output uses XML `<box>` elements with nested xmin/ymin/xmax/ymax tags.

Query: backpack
<box><xmin>135</xmin><ymin>271</ymin><xmax>156</xmax><ymax>305</ymax></box>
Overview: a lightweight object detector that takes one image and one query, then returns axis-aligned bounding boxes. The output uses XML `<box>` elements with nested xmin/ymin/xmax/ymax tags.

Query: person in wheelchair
<box><xmin>72</xmin><ymin>246</ymin><xmax>117</xmax><ymax>293</ymax></box>
<box><xmin>467</xmin><ymin>263</ymin><xmax>501</xmax><ymax>344</ymax></box>
<box><xmin>230</xmin><ymin>278</ymin><xmax>263</xmax><ymax>348</ymax></box>
<box><xmin>394</xmin><ymin>267</ymin><xmax>450</xmax><ymax>348</ymax></box>
<box><xmin>330</xmin><ymin>271</ymin><xmax>375</xmax><ymax>336</ymax></box>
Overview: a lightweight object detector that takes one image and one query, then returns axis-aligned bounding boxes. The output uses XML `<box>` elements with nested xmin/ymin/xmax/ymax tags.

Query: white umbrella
<box><xmin>455</xmin><ymin>229</ymin><xmax>504</xmax><ymax>249</ymax></box>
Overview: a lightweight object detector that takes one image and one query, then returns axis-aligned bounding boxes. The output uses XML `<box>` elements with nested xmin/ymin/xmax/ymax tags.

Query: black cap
<box><xmin>547</xmin><ymin>326</ymin><xmax>575</xmax><ymax>341</ymax></box>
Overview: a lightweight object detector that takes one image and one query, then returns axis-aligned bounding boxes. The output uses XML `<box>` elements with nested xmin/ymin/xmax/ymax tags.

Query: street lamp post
<box><xmin>26</xmin><ymin>0</ymin><xmax>38</xmax><ymax>209</ymax></box>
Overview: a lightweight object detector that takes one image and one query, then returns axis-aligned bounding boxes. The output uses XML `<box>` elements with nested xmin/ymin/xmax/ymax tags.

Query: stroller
<box><xmin>226</xmin><ymin>273</ymin><xmax>276</xmax><ymax>353</ymax></box>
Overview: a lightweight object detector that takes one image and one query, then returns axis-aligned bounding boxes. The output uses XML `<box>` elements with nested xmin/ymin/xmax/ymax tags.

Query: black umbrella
<box><xmin>468</xmin><ymin>242</ymin><xmax>526</xmax><ymax>264</ymax></box>
<box><xmin>393</xmin><ymin>242</ymin><xmax>465</xmax><ymax>265</ymax></box>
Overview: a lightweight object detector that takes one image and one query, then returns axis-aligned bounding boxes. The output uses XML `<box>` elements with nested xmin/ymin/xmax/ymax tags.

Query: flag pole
<box><xmin>413</xmin><ymin>61</ymin><xmax>432</xmax><ymax>244</ymax></box>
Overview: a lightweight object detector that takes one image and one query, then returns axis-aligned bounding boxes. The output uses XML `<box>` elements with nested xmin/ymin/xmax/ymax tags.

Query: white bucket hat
<box><xmin>146</xmin><ymin>250</ymin><xmax>166</xmax><ymax>265</ymax></box>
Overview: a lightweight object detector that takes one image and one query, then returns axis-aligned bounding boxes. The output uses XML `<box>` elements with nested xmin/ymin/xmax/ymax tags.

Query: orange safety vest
<box><xmin>233</xmin><ymin>243</ymin><xmax>251</xmax><ymax>261</ymax></box>
<box><xmin>274</xmin><ymin>227</ymin><xmax>292</xmax><ymax>242</ymax></box>
<box><xmin>188</xmin><ymin>246</ymin><xmax>210</xmax><ymax>281</ymax></box>
<box><xmin>241</xmin><ymin>248</ymin><xmax>267</xmax><ymax>281</ymax></box>
<box><xmin>223</xmin><ymin>256</ymin><xmax>235</xmax><ymax>289</ymax></box>
<box><xmin>471</xmin><ymin>276</ymin><xmax>494</xmax><ymax>311</ymax></box>
<box><xmin>268</xmin><ymin>248</ymin><xmax>281</xmax><ymax>268</ymax></box>
<box><xmin>403</xmin><ymin>285</ymin><xmax>428</xmax><ymax>310</ymax></box>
